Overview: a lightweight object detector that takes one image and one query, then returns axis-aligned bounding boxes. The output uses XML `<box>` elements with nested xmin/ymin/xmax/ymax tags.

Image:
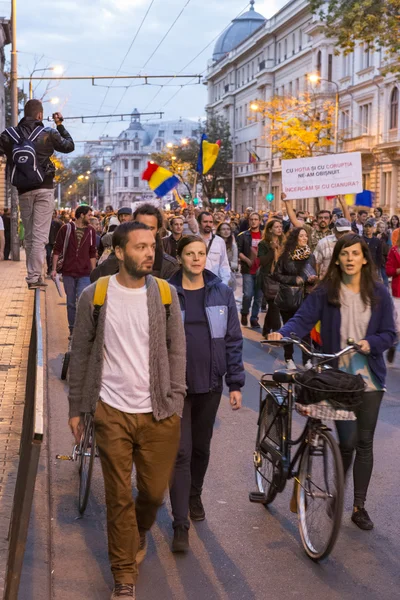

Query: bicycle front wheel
<box><xmin>297</xmin><ymin>428</ymin><xmax>344</xmax><ymax>561</ymax></box>
<box><xmin>78</xmin><ymin>414</ymin><xmax>96</xmax><ymax>514</ymax></box>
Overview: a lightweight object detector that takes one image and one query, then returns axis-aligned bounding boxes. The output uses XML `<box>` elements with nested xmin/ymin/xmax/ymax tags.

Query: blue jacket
<box><xmin>279</xmin><ymin>283</ymin><xmax>396</xmax><ymax>387</ymax></box>
<box><xmin>169</xmin><ymin>269</ymin><xmax>245</xmax><ymax>392</ymax></box>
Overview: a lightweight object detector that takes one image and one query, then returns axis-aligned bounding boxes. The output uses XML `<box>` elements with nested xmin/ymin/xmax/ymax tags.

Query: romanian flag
<box><xmin>310</xmin><ymin>321</ymin><xmax>322</xmax><ymax>346</ymax></box>
<box><xmin>197</xmin><ymin>134</ymin><xmax>221</xmax><ymax>174</ymax></box>
<box><xmin>142</xmin><ymin>162</ymin><xmax>180</xmax><ymax>198</ymax></box>
<box><xmin>173</xmin><ymin>188</ymin><xmax>187</xmax><ymax>208</ymax></box>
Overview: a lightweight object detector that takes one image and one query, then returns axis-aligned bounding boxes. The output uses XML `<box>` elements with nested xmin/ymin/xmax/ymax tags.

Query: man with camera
<box><xmin>0</xmin><ymin>99</ymin><xmax>75</xmax><ymax>287</ymax></box>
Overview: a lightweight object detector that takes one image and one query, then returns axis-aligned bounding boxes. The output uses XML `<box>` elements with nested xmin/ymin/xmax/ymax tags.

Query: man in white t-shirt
<box><xmin>68</xmin><ymin>221</ymin><xmax>186</xmax><ymax>599</ymax></box>
<box><xmin>0</xmin><ymin>216</ymin><xmax>4</xmax><ymax>260</ymax></box>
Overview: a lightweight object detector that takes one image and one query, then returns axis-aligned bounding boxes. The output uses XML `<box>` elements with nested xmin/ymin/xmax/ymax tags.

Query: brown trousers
<box><xmin>94</xmin><ymin>400</ymin><xmax>180</xmax><ymax>585</ymax></box>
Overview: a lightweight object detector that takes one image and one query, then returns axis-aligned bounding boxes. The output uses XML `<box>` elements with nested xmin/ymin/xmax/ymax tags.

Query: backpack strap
<box><xmin>28</xmin><ymin>126</ymin><xmax>44</xmax><ymax>142</ymax></box>
<box><xmin>154</xmin><ymin>277</ymin><xmax>172</xmax><ymax>320</ymax></box>
<box><xmin>5</xmin><ymin>127</ymin><xmax>22</xmax><ymax>144</ymax></box>
<box><xmin>93</xmin><ymin>275</ymin><xmax>111</xmax><ymax>327</ymax></box>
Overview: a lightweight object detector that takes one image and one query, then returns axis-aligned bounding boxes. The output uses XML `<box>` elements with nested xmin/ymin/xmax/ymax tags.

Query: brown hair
<box><xmin>24</xmin><ymin>99</ymin><xmax>43</xmax><ymax>119</ymax></box>
<box><xmin>176</xmin><ymin>235</ymin><xmax>206</xmax><ymax>257</ymax></box>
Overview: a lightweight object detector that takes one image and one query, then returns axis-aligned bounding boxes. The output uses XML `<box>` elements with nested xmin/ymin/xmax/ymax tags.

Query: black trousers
<box><xmin>262</xmin><ymin>299</ymin><xmax>281</xmax><ymax>336</ymax></box>
<box><xmin>280</xmin><ymin>309</ymin><xmax>311</xmax><ymax>364</ymax></box>
<box><xmin>170</xmin><ymin>391</ymin><xmax>222</xmax><ymax>529</ymax></box>
<box><xmin>335</xmin><ymin>390</ymin><xmax>384</xmax><ymax>508</ymax></box>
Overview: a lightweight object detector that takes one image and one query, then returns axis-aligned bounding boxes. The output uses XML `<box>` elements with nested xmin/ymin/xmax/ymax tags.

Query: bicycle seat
<box><xmin>272</xmin><ymin>369</ymin><xmax>297</xmax><ymax>384</ymax></box>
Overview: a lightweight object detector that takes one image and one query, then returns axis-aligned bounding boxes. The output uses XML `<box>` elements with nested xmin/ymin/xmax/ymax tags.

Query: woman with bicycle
<box><xmin>269</xmin><ymin>233</ymin><xmax>396</xmax><ymax>530</ymax></box>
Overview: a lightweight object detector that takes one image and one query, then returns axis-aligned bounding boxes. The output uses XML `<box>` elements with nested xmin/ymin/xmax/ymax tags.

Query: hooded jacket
<box><xmin>169</xmin><ymin>269</ymin><xmax>245</xmax><ymax>393</ymax></box>
<box><xmin>54</xmin><ymin>222</ymin><xmax>97</xmax><ymax>278</ymax></box>
<box><xmin>0</xmin><ymin>117</ymin><xmax>75</xmax><ymax>193</ymax></box>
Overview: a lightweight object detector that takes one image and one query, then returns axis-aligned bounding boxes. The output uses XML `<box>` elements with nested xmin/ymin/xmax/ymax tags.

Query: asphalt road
<box><xmin>37</xmin><ymin>281</ymin><xmax>400</xmax><ymax>600</ymax></box>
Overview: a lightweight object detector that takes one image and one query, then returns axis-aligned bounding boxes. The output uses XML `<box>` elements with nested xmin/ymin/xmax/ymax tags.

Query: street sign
<box><xmin>210</xmin><ymin>198</ymin><xmax>225</xmax><ymax>204</ymax></box>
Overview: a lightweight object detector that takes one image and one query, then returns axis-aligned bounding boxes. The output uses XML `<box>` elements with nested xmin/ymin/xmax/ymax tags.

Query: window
<box><xmin>342</xmin><ymin>52</ymin><xmax>351</xmax><ymax>77</ymax></box>
<box><xmin>133</xmin><ymin>177</ymin><xmax>139</xmax><ymax>188</ymax></box>
<box><xmin>242</xmin><ymin>69</ymin><xmax>245</xmax><ymax>85</ymax></box>
<box><xmin>360</xmin><ymin>44</ymin><xmax>372</xmax><ymax>69</ymax></box>
<box><xmin>299</xmin><ymin>29</ymin><xmax>303</xmax><ymax>51</ymax></box>
<box><xmin>244</xmin><ymin>103</ymin><xmax>248</xmax><ymax>125</ymax></box>
<box><xmin>383</xmin><ymin>172</ymin><xmax>392</xmax><ymax>205</ymax></box>
<box><xmin>124</xmin><ymin>177</ymin><xmax>129</xmax><ymax>188</ymax></box>
<box><xmin>235</xmin><ymin>107</ymin><xmax>239</xmax><ymax>127</ymax></box>
<box><xmin>328</xmin><ymin>54</ymin><xmax>333</xmax><ymax>82</ymax></box>
<box><xmin>123</xmin><ymin>159</ymin><xmax>129</xmax><ymax>170</ymax></box>
<box><xmin>284</xmin><ymin>39</ymin><xmax>287</xmax><ymax>60</ymax></box>
<box><xmin>123</xmin><ymin>142</ymin><xmax>128</xmax><ymax>151</ymax></box>
<box><xmin>278</xmin><ymin>43</ymin><xmax>281</xmax><ymax>63</ymax></box>
<box><xmin>251</xmin><ymin>61</ymin><xmax>254</xmax><ymax>78</ymax></box>
<box><xmin>133</xmin><ymin>159</ymin><xmax>140</xmax><ymax>170</ymax></box>
<box><xmin>295</xmin><ymin>78</ymin><xmax>300</xmax><ymax>96</ymax></box>
<box><xmin>156</xmin><ymin>141</ymin><xmax>162</xmax><ymax>151</ymax></box>
<box><xmin>247</xmin><ymin>64</ymin><xmax>250</xmax><ymax>82</ymax></box>
<box><xmin>158</xmin><ymin>130</ymin><xmax>164</xmax><ymax>137</ymax></box>
<box><xmin>390</xmin><ymin>88</ymin><xmax>399</xmax><ymax>130</ymax></box>
<box><xmin>359</xmin><ymin>103</ymin><xmax>372</xmax><ymax>134</ymax></box>
<box><xmin>281</xmin><ymin>85</ymin><xmax>285</xmax><ymax>97</ymax></box>
<box><xmin>316</xmin><ymin>51</ymin><xmax>322</xmax><ymax>77</ymax></box>
<box><xmin>362</xmin><ymin>173</ymin><xmax>371</xmax><ymax>190</ymax></box>
<box><xmin>289</xmin><ymin>81</ymin><xmax>293</xmax><ymax>96</ymax></box>
<box><xmin>239</xmin><ymin>107</ymin><xmax>243</xmax><ymax>128</ymax></box>
<box><xmin>341</xmin><ymin>109</ymin><xmax>350</xmax><ymax>135</ymax></box>
<box><xmin>134</xmin><ymin>141</ymin><xmax>139</xmax><ymax>151</ymax></box>
<box><xmin>292</xmin><ymin>33</ymin><xmax>296</xmax><ymax>55</ymax></box>
<box><xmin>191</xmin><ymin>129</ymin><xmax>198</xmax><ymax>137</ymax></box>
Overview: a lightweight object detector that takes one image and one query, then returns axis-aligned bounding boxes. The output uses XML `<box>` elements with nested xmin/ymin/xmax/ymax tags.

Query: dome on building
<box><xmin>212</xmin><ymin>1</ymin><xmax>265</xmax><ymax>62</ymax></box>
<box><xmin>118</xmin><ymin>108</ymin><xmax>151</xmax><ymax>144</ymax></box>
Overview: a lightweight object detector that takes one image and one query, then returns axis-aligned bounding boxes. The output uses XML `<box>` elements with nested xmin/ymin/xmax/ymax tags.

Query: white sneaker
<box><xmin>285</xmin><ymin>359</ymin><xmax>296</xmax><ymax>370</ymax></box>
<box><xmin>304</xmin><ymin>360</ymin><xmax>313</xmax><ymax>370</ymax></box>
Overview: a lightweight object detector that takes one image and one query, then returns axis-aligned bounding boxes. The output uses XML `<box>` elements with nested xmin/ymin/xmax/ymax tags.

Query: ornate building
<box><xmin>205</xmin><ymin>0</ymin><xmax>400</xmax><ymax>213</ymax></box>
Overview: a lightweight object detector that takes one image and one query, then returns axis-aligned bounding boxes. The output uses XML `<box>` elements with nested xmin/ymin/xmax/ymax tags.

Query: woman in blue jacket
<box><xmin>169</xmin><ymin>235</ymin><xmax>245</xmax><ymax>553</ymax></box>
<box><xmin>269</xmin><ymin>233</ymin><xmax>396</xmax><ymax>531</ymax></box>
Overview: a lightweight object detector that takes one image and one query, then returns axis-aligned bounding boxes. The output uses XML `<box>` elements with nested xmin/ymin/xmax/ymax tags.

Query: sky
<box><xmin>1</xmin><ymin>0</ymin><xmax>286</xmax><ymax>152</ymax></box>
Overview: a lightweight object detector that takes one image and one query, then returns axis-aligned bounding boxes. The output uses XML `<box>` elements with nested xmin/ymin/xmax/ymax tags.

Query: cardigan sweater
<box><xmin>68</xmin><ymin>275</ymin><xmax>187</xmax><ymax>419</ymax></box>
<box><xmin>279</xmin><ymin>283</ymin><xmax>396</xmax><ymax>388</ymax></box>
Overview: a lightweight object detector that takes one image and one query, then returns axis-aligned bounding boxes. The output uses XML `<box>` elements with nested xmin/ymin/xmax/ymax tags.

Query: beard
<box><xmin>123</xmin><ymin>254</ymin><xmax>152</xmax><ymax>278</ymax></box>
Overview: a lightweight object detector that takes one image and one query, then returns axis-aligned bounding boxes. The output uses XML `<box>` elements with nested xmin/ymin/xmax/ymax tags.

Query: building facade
<box><xmin>205</xmin><ymin>0</ymin><xmax>400</xmax><ymax>214</ymax></box>
<box><xmin>104</xmin><ymin>110</ymin><xmax>198</xmax><ymax>209</ymax></box>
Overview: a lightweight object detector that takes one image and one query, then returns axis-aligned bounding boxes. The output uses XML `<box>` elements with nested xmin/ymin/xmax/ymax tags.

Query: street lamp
<box><xmin>307</xmin><ymin>73</ymin><xmax>339</xmax><ymax>153</ymax></box>
<box><xmin>181</xmin><ymin>138</ymin><xmax>188</xmax><ymax>146</ymax></box>
<box><xmin>49</xmin><ymin>97</ymin><xmax>60</xmax><ymax>105</ymax></box>
<box><xmin>250</xmin><ymin>102</ymin><xmax>259</xmax><ymax>111</ymax></box>
<box><xmin>29</xmin><ymin>65</ymin><xmax>64</xmax><ymax>99</ymax></box>
<box><xmin>166</xmin><ymin>142</ymin><xmax>174</xmax><ymax>148</ymax></box>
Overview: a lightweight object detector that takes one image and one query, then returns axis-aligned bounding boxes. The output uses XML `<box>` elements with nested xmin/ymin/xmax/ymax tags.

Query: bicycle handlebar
<box><xmin>261</xmin><ymin>336</ymin><xmax>362</xmax><ymax>360</ymax></box>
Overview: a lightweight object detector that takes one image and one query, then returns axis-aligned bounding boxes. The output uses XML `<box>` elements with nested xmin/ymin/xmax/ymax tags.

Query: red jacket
<box><xmin>54</xmin><ymin>223</ymin><xmax>97</xmax><ymax>278</ymax></box>
<box><xmin>386</xmin><ymin>246</ymin><xmax>400</xmax><ymax>297</ymax></box>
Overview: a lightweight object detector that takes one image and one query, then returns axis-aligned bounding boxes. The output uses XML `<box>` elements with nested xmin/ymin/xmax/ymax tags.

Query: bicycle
<box><xmin>56</xmin><ymin>413</ymin><xmax>97</xmax><ymax>514</ymax></box>
<box><xmin>249</xmin><ymin>336</ymin><xmax>363</xmax><ymax>561</ymax></box>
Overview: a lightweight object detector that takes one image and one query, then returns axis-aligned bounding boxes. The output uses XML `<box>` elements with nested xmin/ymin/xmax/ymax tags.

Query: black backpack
<box><xmin>6</xmin><ymin>125</ymin><xmax>45</xmax><ymax>190</ymax></box>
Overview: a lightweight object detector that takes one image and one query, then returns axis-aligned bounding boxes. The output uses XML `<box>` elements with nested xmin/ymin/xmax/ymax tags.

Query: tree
<box><xmin>150</xmin><ymin>116</ymin><xmax>233</xmax><ymax>202</ymax></box>
<box><xmin>310</xmin><ymin>0</ymin><xmax>400</xmax><ymax>73</ymax></box>
<box><xmin>252</xmin><ymin>93</ymin><xmax>335</xmax><ymax>159</ymax></box>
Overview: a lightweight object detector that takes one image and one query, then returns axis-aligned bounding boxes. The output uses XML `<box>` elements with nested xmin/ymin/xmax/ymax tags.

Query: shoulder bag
<box><xmin>55</xmin><ymin>223</ymin><xmax>72</xmax><ymax>273</ymax></box>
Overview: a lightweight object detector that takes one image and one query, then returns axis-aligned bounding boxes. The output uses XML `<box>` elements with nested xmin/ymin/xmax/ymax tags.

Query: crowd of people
<box><xmin>0</xmin><ymin>101</ymin><xmax>398</xmax><ymax>600</ymax></box>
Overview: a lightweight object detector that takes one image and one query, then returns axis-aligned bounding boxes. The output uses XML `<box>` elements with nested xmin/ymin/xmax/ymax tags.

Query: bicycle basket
<box><xmin>294</xmin><ymin>368</ymin><xmax>365</xmax><ymax>409</ymax></box>
<box><xmin>295</xmin><ymin>401</ymin><xmax>356</xmax><ymax>421</ymax></box>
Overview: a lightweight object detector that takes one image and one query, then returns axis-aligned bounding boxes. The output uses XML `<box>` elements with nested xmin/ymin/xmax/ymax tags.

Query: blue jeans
<box><xmin>63</xmin><ymin>275</ymin><xmax>91</xmax><ymax>332</ymax></box>
<box><xmin>242</xmin><ymin>273</ymin><xmax>262</xmax><ymax>319</ymax></box>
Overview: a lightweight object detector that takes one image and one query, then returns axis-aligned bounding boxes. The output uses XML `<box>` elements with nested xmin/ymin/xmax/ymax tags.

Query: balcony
<box><xmin>378</xmin><ymin>130</ymin><xmax>400</xmax><ymax>149</ymax></box>
<box><xmin>341</xmin><ymin>134</ymin><xmax>376</xmax><ymax>153</ymax></box>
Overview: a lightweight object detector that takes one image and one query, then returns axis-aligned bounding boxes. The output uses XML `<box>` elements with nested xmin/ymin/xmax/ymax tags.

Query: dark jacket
<box><xmin>0</xmin><ymin>117</ymin><xmax>75</xmax><ymax>193</ymax></box>
<box><xmin>54</xmin><ymin>223</ymin><xmax>97</xmax><ymax>278</ymax></box>
<box><xmin>279</xmin><ymin>284</ymin><xmax>396</xmax><ymax>387</ymax></box>
<box><xmin>237</xmin><ymin>229</ymin><xmax>259</xmax><ymax>274</ymax></box>
<box><xmin>257</xmin><ymin>239</ymin><xmax>275</xmax><ymax>275</ymax></box>
<box><xmin>273</xmin><ymin>252</ymin><xmax>316</xmax><ymax>312</ymax></box>
<box><xmin>162</xmin><ymin>234</ymin><xmax>181</xmax><ymax>259</ymax></box>
<box><xmin>169</xmin><ymin>269</ymin><xmax>245</xmax><ymax>393</ymax></box>
<box><xmin>90</xmin><ymin>249</ymin><xmax>179</xmax><ymax>284</ymax></box>
<box><xmin>48</xmin><ymin>218</ymin><xmax>62</xmax><ymax>246</ymax></box>
<box><xmin>363</xmin><ymin>235</ymin><xmax>383</xmax><ymax>270</ymax></box>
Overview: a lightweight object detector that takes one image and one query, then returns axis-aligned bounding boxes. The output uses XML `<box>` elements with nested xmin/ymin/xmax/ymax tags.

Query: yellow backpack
<box><xmin>92</xmin><ymin>275</ymin><xmax>172</xmax><ymax>327</ymax></box>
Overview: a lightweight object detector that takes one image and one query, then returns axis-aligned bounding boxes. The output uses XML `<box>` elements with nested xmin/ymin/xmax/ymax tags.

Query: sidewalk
<box><xmin>0</xmin><ymin>255</ymin><xmax>34</xmax><ymax>594</ymax></box>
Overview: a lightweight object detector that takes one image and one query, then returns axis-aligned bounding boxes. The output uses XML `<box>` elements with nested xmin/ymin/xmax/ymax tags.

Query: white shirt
<box><xmin>201</xmin><ymin>233</ymin><xmax>231</xmax><ymax>286</ymax></box>
<box><xmin>100</xmin><ymin>275</ymin><xmax>152</xmax><ymax>414</ymax></box>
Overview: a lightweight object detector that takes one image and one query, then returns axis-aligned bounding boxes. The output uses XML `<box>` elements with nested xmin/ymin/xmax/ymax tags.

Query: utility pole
<box><xmin>10</xmin><ymin>0</ymin><xmax>20</xmax><ymax>261</ymax></box>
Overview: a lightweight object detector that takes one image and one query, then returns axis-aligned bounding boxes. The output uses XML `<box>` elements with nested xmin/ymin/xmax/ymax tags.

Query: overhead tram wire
<box><xmin>144</xmin><ymin>2</ymin><xmax>249</xmax><ymax>111</ymax></box>
<box><xmin>88</xmin><ymin>0</ymin><xmax>156</xmax><ymax>133</ymax></box>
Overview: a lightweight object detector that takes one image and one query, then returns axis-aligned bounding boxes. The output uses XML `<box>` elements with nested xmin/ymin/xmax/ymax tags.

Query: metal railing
<box><xmin>3</xmin><ymin>289</ymin><xmax>44</xmax><ymax>600</ymax></box>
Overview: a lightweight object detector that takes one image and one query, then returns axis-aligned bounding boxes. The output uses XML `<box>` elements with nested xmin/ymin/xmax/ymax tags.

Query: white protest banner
<box><xmin>282</xmin><ymin>152</ymin><xmax>362</xmax><ymax>200</ymax></box>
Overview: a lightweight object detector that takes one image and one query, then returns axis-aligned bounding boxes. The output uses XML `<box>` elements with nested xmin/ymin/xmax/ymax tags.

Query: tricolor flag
<box><xmin>197</xmin><ymin>134</ymin><xmax>221</xmax><ymax>175</ymax></box>
<box><xmin>142</xmin><ymin>162</ymin><xmax>180</xmax><ymax>198</ymax></box>
<box><xmin>248</xmin><ymin>149</ymin><xmax>260</xmax><ymax>164</ymax></box>
<box><xmin>310</xmin><ymin>321</ymin><xmax>322</xmax><ymax>346</ymax></box>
